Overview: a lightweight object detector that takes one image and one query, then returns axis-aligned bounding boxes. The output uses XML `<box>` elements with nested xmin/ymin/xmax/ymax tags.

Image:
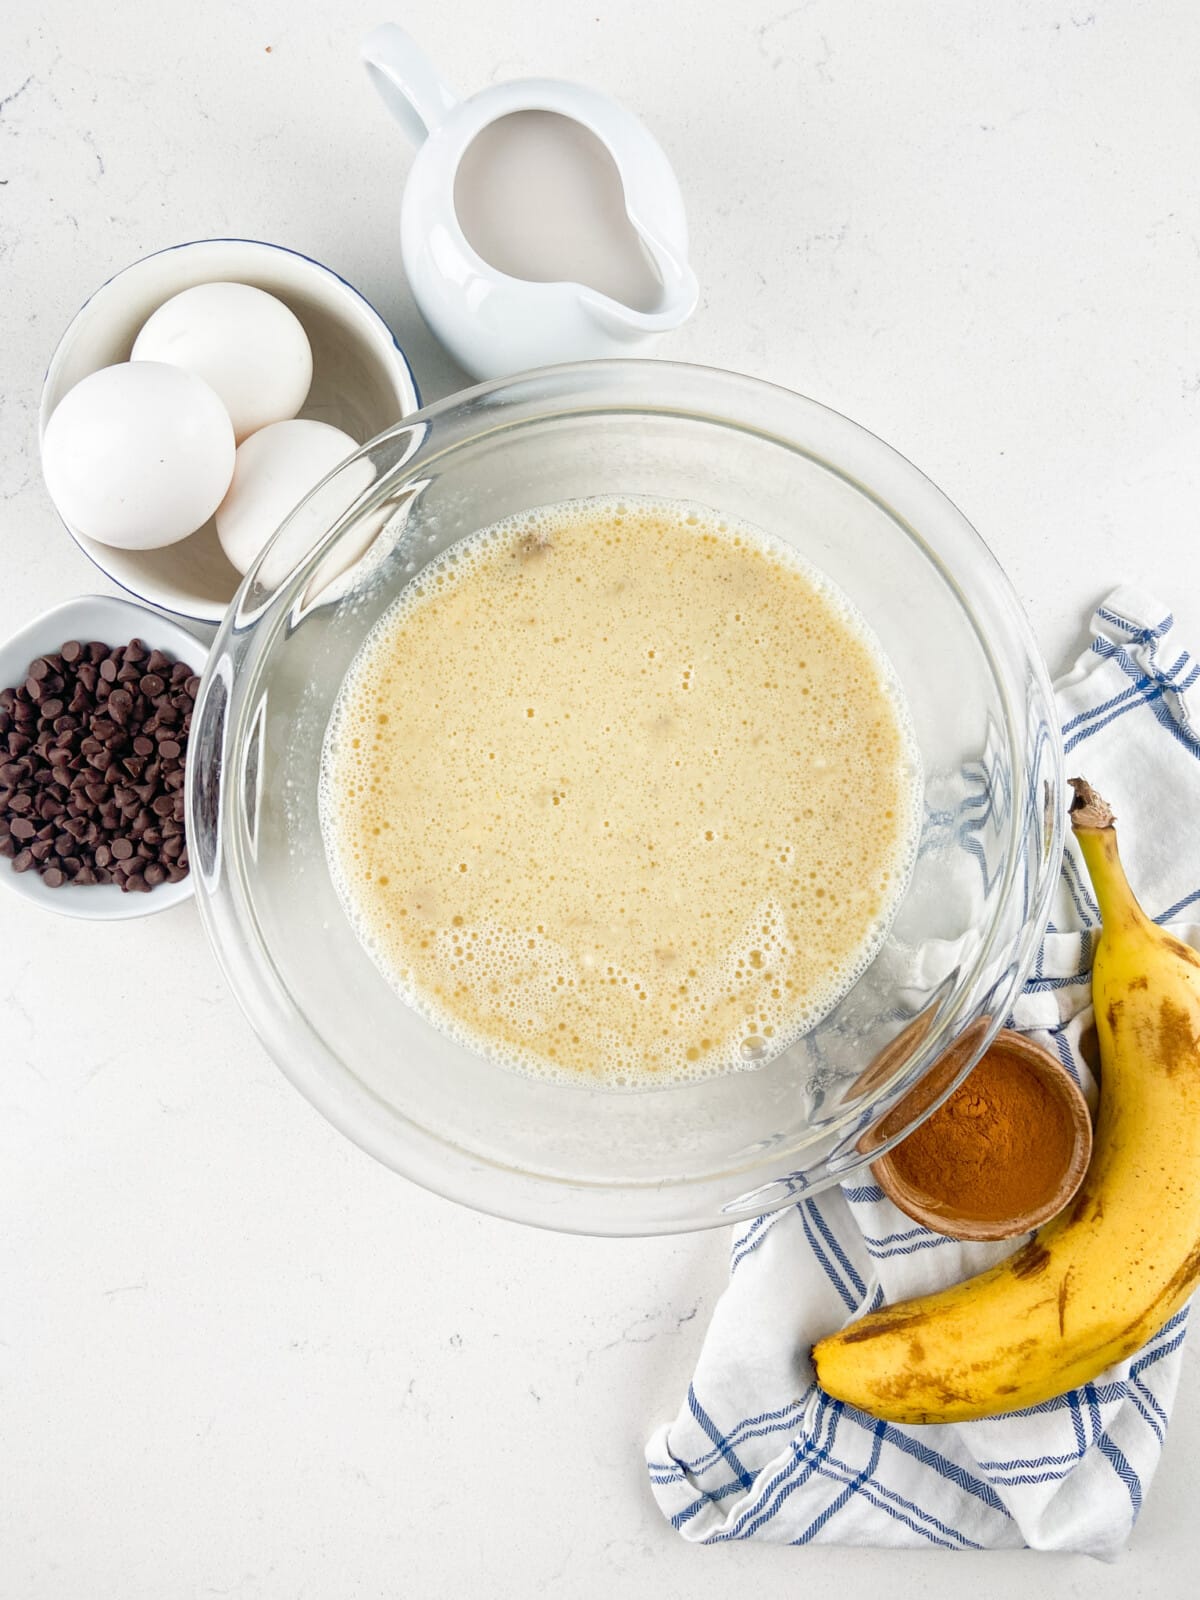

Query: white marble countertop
<box><xmin>3</xmin><ymin>2</ymin><xmax>1199</xmax><ymax>1594</ymax></box>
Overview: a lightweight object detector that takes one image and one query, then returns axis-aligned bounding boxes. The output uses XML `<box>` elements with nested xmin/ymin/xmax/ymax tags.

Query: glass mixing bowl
<box><xmin>188</xmin><ymin>361</ymin><xmax>1062</xmax><ymax>1235</ymax></box>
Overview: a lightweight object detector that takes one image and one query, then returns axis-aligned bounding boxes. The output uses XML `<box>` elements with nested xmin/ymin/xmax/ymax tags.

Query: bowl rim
<box><xmin>37</xmin><ymin>237</ymin><xmax>422</xmax><ymax>627</ymax></box>
<box><xmin>0</xmin><ymin>593</ymin><xmax>209</xmax><ymax>920</ymax></box>
<box><xmin>189</xmin><ymin>357</ymin><xmax>1065</xmax><ymax>1234</ymax></box>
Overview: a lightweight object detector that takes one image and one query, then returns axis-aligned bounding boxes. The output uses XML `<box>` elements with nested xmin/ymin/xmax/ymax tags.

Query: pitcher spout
<box><xmin>582</xmin><ymin>260</ymin><xmax>699</xmax><ymax>340</ymax></box>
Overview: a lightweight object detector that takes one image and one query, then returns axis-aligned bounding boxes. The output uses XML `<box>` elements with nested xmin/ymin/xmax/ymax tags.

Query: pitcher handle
<box><xmin>361</xmin><ymin>23</ymin><xmax>458</xmax><ymax>146</ymax></box>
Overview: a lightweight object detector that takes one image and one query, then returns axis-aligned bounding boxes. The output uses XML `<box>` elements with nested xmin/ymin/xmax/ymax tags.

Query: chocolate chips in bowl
<box><xmin>0</xmin><ymin>595</ymin><xmax>209</xmax><ymax>920</ymax></box>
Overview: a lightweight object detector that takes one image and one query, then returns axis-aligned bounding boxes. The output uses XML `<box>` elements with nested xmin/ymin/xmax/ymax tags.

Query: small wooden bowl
<box><xmin>870</xmin><ymin>1030</ymin><xmax>1093</xmax><ymax>1241</ymax></box>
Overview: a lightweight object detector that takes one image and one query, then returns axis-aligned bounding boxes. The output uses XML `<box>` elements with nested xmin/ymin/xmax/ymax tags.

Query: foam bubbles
<box><xmin>319</xmin><ymin>496</ymin><xmax>922</xmax><ymax>1088</ymax></box>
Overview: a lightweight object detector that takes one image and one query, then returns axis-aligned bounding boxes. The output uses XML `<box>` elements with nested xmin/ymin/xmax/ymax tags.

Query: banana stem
<box><xmin>1069</xmin><ymin>777</ymin><xmax>1149</xmax><ymax>929</ymax></box>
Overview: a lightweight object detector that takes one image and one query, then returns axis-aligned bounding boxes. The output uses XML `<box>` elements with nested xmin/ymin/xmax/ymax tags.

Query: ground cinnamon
<box><xmin>887</xmin><ymin>1048</ymin><xmax>1074</xmax><ymax>1221</ymax></box>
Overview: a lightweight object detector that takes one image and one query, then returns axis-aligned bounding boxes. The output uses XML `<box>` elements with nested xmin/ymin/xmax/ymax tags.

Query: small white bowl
<box><xmin>39</xmin><ymin>239</ymin><xmax>421</xmax><ymax>626</ymax></box>
<box><xmin>0</xmin><ymin>594</ymin><xmax>208</xmax><ymax>920</ymax></box>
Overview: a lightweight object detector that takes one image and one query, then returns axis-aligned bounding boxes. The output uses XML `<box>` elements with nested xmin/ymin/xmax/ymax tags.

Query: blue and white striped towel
<box><xmin>647</xmin><ymin>587</ymin><xmax>1200</xmax><ymax>1557</ymax></box>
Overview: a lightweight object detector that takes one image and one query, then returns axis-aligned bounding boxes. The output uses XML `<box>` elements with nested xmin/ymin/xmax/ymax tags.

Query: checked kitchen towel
<box><xmin>647</xmin><ymin>587</ymin><xmax>1200</xmax><ymax>1556</ymax></box>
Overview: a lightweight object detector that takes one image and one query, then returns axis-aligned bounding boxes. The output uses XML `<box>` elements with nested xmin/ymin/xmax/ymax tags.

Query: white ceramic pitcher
<box><xmin>361</xmin><ymin>24</ymin><xmax>699</xmax><ymax>379</ymax></box>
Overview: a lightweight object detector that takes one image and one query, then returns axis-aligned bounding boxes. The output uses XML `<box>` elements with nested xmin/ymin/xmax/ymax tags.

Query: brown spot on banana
<box><xmin>837</xmin><ymin>1306</ymin><xmax>931</xmax><ymax>1345</ymax></box>
<box><xmin>1157</xmin><ymin>997</ymin><xmax>1200</xmax><ymax>1075</ymax></box>
<box><xmin>1057</xmin><ymin>1267</ymin><xmax>1073</xmax><ymax>1335</ymax></box>
<box><xmin>873</xmin><ymin>1370</ymin><xmax>973</xmax><ymax>1408</ymax></box>
<box><xmin>1060</xmin><ymin>1181</ymin><xmax>1103</xmax><ymax>1228</ymax></box>
<box><xmin>1009</xmin><ymin>1240</ymin><xmax>1052</xmax><ymax>1279</ymax></box>
<box><xmin>1157</xmin><ymin>1239</ymin><xmax>1200</xmax><ymax>1308</ymax></box>
<box><xmin>1163</xmin><ymin>935</ymin><xmax>1200</xmax><ymax>970</ymax></box>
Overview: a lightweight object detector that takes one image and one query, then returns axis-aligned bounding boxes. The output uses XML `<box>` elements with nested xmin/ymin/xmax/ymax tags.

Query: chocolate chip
<box><xmin>43</xmin><ymin>866</ymin><xmax>65</xmax><ymax>888</ymax></box>
<box><xmin>10</xmin><ymin>817</ymin><xmax>35</xmax><ymax>840</ymax></box>
<box><xmin>61</xmin><ymin>641</ymin><xmax>83</xmax><ymax>665</ymax></box>
<box><xmin>110</xmin><ymin>837</ymin><xmax>133</xmax><ymax>861</ymax></box>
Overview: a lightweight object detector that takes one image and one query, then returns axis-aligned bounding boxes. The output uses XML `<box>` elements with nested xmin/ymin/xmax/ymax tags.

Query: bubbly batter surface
<box><xmin>320</xmin><ymin>499</ymin><xmax>920</xmax><ymax>1085</ymax></box>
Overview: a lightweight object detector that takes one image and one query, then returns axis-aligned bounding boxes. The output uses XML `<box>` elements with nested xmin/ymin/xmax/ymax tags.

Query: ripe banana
<box><xmin>812</xmin><ymin>778</ymin><xmax>1200</xmax><ymax>1424</ymax></box>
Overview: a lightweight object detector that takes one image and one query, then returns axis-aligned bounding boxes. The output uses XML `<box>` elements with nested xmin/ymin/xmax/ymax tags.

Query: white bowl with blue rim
<box><xmin>38</xmin><ymin>239</ymin><xmax>420</xmax><ymax>627</ymax></box>
<box><xmin>0</xmin><ymin>593</ymin><xmax>208</xmax><ymax>920</ymax></box>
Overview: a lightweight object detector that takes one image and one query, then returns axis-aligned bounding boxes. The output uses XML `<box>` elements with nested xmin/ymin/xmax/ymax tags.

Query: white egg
<box><xmin>216</xmin><ymin>419</ymin><xmax>359</xmax><ymax>575</ymax></box>
<box><xmin>132</xmin><ymin>282</ymin><xmax>313</xmax><ymax>442</ymax></box>
<box><xmin>41</xmin><ymin>362</ymin><xmax>235</xmax><ymax>550</ymax></box>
